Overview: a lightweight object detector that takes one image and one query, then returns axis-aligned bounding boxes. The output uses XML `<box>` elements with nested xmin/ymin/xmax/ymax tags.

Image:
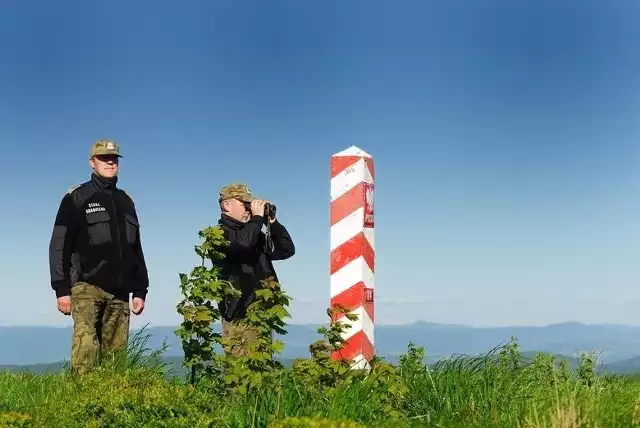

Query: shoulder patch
<box><xmin>65</xmin><ymin>184</ymin><xmax>81</xmax><ymax>195</ymax></box>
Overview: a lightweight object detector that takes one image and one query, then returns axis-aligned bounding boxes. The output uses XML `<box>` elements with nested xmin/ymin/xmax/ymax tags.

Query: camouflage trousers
<box><xmin>221</xmin><ymin>319</ymin><xmax>273</xmax><ymax>358</ymax></box>
<box><xmin>70</xmin><ymin>282</ymin><xmax>130</xmax><ymax>375</ymax></box>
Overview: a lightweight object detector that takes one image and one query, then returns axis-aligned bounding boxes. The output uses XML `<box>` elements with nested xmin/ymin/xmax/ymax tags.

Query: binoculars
<box><xmin>243</xmin><ymin>201</ymin><xmax>277</xmax><ymax>221</ymax></box>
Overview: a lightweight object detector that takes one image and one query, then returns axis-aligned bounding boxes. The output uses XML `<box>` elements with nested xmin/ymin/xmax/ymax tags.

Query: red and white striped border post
<box><xmin>329</xmin><ymin>145</ymin><xmax>375</xmax><ymax>370</ymax></box>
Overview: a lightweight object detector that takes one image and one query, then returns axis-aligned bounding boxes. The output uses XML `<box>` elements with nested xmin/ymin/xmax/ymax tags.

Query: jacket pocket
<box><xmin>85</xmin><ymin>211</ymin><xmax>113</xmax><ymax>246</ymax></box>
<box><xmin>124</xmin><ymin>214</ymin><xmax>139</xmax><ymax>245</ymax></box>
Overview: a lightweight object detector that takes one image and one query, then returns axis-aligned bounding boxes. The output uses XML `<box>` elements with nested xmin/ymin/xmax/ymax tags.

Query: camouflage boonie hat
<box><xmin>90</xmin><ymin>139</ymin><xmax>122</xmax><ymax>158</ymax></box>
<box><xmin>218</xmin><ymin>183</ymin><xmax>256</xmax><ymax>203</ymax></box>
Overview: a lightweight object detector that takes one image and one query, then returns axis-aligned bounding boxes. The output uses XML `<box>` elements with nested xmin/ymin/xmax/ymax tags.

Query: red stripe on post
<box><xmin>330</xmin><ymin>330</ymin><xmax>375</xmax><ymax>362</ymax></box>
<box><xmin>330</xmin><ymin>156</ymin><xmax>362</xmax><ymax>178</ymax></box>
<box><xmin>330</xmin><ymin>183</ymin><xmax>365</xmax><ymax>226</ymax></box>
<box><xmin>330</xmin><ymin>232</ymin><xmax>375</xmax><ymax>275</ymax></box>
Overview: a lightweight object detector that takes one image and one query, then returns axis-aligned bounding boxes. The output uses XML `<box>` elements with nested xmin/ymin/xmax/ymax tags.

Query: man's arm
<box><xmin>130</xmin><ymin>207</ymin><xmax>149</xmax><ymax>301</ymax></box>
<box><xmin>266</xmin><ymin>219</ymin><xmax>295</xmax><ymax>261</ymax></box>
<box><xmin>223</xmin><ymin>215</ymin><xmax>265</xmax><ymax>260</ymax></box>
<box><xmin>48</xmin><ymin>193</ymin><xmax>78</xmax><ymax>298</ymax></box>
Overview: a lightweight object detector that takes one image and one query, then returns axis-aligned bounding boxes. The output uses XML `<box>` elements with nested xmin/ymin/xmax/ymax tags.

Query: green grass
<box><xmin>2</xmin><ymin>334</ymin><xmax>640</xmax><ymax>428</ymax></box>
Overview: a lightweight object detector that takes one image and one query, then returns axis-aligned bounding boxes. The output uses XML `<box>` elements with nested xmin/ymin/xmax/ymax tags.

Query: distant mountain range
<box><xmin>4</xmin><ymin>321</ymin><xmax>640</xmax><ymax>374</ymax></box>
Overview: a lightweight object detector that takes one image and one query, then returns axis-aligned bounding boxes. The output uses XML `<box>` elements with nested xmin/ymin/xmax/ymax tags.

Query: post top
<box><xmin>332</xmin><ymin>145</ymin><xmax>372</xmax><ymax>158</ymax></box>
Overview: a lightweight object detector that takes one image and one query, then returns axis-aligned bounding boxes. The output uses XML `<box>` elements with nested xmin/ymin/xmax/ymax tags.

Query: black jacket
<box><xmin>48</xmin><ymin>173</ymin><xmax>149</xmax><ymax>300</ymax></box>
<box><xmin>217</xmin><ymin>214</ymin><xmax>295</xmax><ymax>320</ymax></box>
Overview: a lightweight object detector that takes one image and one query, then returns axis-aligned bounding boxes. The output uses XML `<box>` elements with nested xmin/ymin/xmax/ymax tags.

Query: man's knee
<box><xmin>102</xmin><ymin>299</ymin><xmax>130</xmax><ymax>351</ymax></box>
<box><xmin>70</xmin><ymin>320</ymin><xmax>100</xmax><ymax>374</ymax></box>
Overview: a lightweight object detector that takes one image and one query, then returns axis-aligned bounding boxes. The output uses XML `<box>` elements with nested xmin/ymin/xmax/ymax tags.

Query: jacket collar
<box><xmin>90</xmin><ymin>172</ymin><xmax>118</xmax><ymax>194</ymax></box>
<box><xmin>219</xmin><ymin>214</ymin><xmax>245</xmax><ymax>230</ymax></box>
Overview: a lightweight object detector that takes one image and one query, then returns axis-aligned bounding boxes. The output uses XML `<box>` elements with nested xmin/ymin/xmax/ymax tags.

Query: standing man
<box><xmin>48</xmin><ymin>139</ymin><xmax>149</xmax><ymax>375</ymax></box>
<box><xmin>217</xmin><ymin>183</ymin><xmax>295</xmax><ymax>357</ymax></box>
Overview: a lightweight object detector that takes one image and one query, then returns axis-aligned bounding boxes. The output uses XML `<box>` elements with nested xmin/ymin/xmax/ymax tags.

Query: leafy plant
<box><xmin>174</xmin><ymin>225</ymin><xmax>239</xmax><ymax>386</ymax></box>
<box><xmin>174</xmin><ymin>223</ymin><xmax>293</xmax><ymax>394</ymax></box>
<box><xmin>220</xmin><ymin>275</ymin><xmax>292</xmax><ymax>394</ymax></box>
<box><xmin>291</xmin><ymin>304</ymin><xmax>358</xmax><ymax>390</ymax></box>
<box><xmin>577</xmin><ymin>351</ymin><xmax>597</xmax><ymax>387</ymax></box>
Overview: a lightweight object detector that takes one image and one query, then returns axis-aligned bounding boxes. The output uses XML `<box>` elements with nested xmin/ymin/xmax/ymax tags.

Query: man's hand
<box><xmin>131</xmin><ymin>297</ymin><xmax>145</xmax><ymax>315</ymax></box>
<box><xmin>57</xmin><ymin>296</ymin><xmax>71</xmax><ymax>315</ymax></box>
<box><xmin>250</xmin><ymin>200</ymin><xmax>267</xmax><ymax>217</ymax></box>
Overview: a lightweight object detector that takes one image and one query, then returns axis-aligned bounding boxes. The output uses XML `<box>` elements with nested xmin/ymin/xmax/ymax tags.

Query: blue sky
<box><xmin>1</xmin><ymin>0</ymin><xmax>639</xmax><ymax>328</ymax></box>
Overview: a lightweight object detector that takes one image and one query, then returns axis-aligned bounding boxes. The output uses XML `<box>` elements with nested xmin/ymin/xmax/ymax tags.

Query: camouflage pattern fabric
<box><xmin>90</xmin><ymin>139</ymin><xmax>122</xmax><ymax>158</ymax></box>
<box><xmin>221</xmin><ymin>319</ymin><xmax>273</xmax><ymax>357</ymax></box>
<box><xmin>218</xmin><ymin>183</ymin><xmax>257</xmax><ymax>203</ymax></box>
<box><xmin>70</xmin><ymin>282</ymin><xmax>130</xmax><ymax>374</ymax></box>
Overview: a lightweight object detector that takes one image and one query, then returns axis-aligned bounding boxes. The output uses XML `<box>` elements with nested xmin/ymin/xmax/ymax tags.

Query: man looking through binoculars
<box><xmin>217</xmin><ymin>183</ymin><xmax>295</xmax><ymax>357</ymax></box>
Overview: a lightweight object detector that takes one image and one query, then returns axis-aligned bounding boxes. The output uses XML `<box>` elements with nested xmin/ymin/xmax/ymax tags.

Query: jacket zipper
<box><xmin>110</xmin><ymin>195</ymin><xmax>123</xmax><ymax>289</ymax></box>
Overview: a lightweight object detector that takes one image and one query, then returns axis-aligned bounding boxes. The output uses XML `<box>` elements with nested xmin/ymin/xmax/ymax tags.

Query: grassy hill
<box><xmin>2</xmin><ymin>335</ymin><xmax>640</xmax><ymax>427</ymax></box>
<box><xmin>5</xmin><ymin>322</ymin><xmax>640</xmax><ymax>425</ymax></box>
